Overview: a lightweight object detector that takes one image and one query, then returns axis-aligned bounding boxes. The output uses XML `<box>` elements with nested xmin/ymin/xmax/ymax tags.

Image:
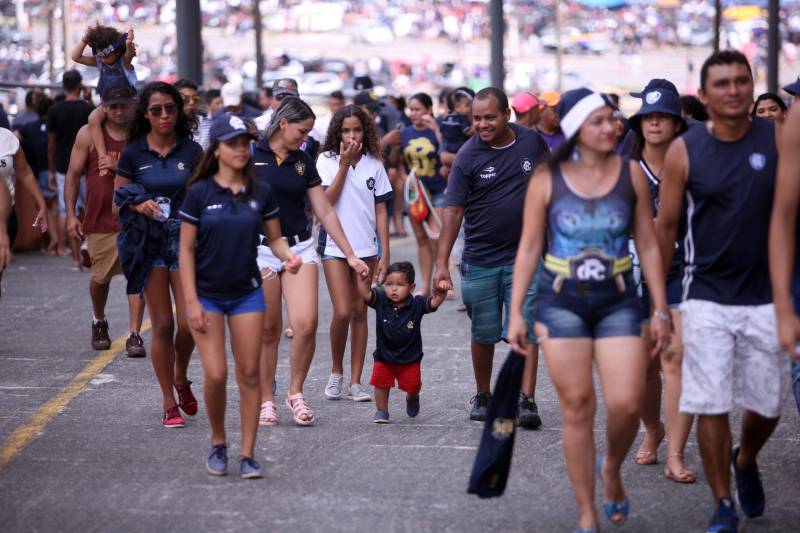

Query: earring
<box><xmin>571</xmin><ymin>146</ymin><xmax>581</xmax><ymax>162</ymax></box>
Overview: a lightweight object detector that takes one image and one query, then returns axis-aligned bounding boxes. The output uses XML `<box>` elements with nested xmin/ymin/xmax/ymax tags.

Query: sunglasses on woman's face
<box><xmin>147</xmin><ymin>103</ymin><xmax>178</xmax><ymax>117</ymax></box>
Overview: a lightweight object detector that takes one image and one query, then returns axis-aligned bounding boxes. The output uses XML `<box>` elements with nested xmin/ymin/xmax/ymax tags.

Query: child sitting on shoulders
<box><xmin>438</xmin><ymin>87</ymin><xmax>475</xmax><ymax>178</ymax></box>
<box><xmin>358</xmin><ymin>261</ymin><xmax>446</xmax><ymax>423</ymax></box>
<box><xmin>71</xmin><ymin>23</ymin><xmax>137</xmax><ymax>176</ymax></box>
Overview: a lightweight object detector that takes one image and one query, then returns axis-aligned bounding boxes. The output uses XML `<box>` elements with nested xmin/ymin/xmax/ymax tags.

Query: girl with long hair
<box><xmin>179</xmin><ymin>113</ymin><xmax>300</xmax><ymax>478</ymax></box>
<box><xmin>115</xmin><ymin>81</ymin><xmax>203</xmax><ymax>428</ymax></box>
<box><xmin>507</xmin><ymin>88</ymin><xmax>670</xmax><ymax>533</ymax></box>
<box><xmin>317</xmin><ymin>105</ymin><xmax>392</xmax><ymax>401</ymax></box>
<box><xmin>253</xmin><ymin>97</ymin><xmax>369</xmax><ymax>426</ymax></box>
<box><xmin>401</xmin><ymin>92</ymin><xmax>445</xmax><ymax>296</ymax></box>
<box><xmin>628</xmin><ymin>81</ymin><xmax>696</xmax><ymax>484</ymax></box>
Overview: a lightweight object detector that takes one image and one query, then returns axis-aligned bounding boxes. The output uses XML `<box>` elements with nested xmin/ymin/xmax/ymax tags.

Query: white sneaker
<box><xmin>347</xmin><ymin>383</ymin><xmax>372</xmax><ymax>402</ymax></box>
<box><xmin>324</xmin><ymin>373</ymin><xmax>345</xmax><ymax>400</ymax></box>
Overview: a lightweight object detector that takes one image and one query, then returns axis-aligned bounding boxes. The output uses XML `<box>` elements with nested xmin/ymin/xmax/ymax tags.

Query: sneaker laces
<box><xmin>327</xmin><ymin>374</ymin><xmax>343</xmax><ymax>391</ymax></box>
<box><xmin>470</xmin><ymin>392</ymin><xmax>491</xmax><ymax>407</ymax></box>
<box><xmin>519</xmin><ymin>393</ymin><xmax>536</xmax><ymax>410</ymax></box>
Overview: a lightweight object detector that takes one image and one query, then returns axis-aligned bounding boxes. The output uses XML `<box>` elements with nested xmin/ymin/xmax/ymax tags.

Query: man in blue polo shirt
<box><xmin>434</xmin><ymin>87</ymin><xmax>549</xmax><ymax>424</ymax></box>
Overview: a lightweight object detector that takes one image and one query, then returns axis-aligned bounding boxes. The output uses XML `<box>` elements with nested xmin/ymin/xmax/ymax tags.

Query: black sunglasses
<box><xmin>147</xmin><ymin>103</ymin><xmax>178</xmax><ymax>117</ymax></box>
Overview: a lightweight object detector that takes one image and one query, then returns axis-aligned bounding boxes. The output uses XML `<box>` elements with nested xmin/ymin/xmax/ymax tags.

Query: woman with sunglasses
<box><xmin>253</xmin><ymin>97</ymin><xmax>369</xmax><ymax>426</ymax></box>
<box><xmin>115</xmin><ymin>82</ymin><xmax>204</xmax><ymax>428</ymax></box>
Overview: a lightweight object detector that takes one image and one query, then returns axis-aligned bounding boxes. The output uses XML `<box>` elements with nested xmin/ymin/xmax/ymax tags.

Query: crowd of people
<box><xmin>2</xmin><ymin>18</ymin><xmax>800</xmax><ymax>533</ymax></box>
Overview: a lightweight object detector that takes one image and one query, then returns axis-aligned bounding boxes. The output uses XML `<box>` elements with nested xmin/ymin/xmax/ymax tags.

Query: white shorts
<box><xmin>679</xmin><ymin>299</ymin><xmax>790</xmax><ymax>418</ymax></box>
<box><xmin>257</xmin><ymin>237</ymin><xmax>319</xmax><ymax>275</ymax></box>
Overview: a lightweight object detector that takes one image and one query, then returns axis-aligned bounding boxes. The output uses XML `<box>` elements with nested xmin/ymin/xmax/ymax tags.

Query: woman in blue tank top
<box><xmin>627</xmin><ymin>80</ymin><xmax>697</xmax><ymax>485</ymax></box>
<box><xmin>507</xmin><ymin>88</ymin><xmax>671</xmax><ymax>533</ymax></box>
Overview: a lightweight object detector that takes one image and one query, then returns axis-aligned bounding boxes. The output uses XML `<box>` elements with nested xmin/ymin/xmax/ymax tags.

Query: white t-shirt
<box><xmin>316</xmin><ymin>151</ymin><xmax>393</xmax><ymax>258</ymax></box>
<box><xmin>254</xmin><ymin>109</ymin><xmax>273</xmax><ymax>134</ymax></box>
<box><xmin>0</xmin><ymin>128</ymin><xmax>19</xmax><ymax>206</ymax></box>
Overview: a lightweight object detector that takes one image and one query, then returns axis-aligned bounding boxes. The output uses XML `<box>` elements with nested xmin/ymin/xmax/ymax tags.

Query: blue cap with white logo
<box><xmin>783</xmin><ymin>76</ymin><xmax>800</xmax><ymax>96</ymax></box>
<box><xmin>209</xmin><ymin>113</ymin><xmax>256</xmax><ymax>143</ymax></box>
<box><xmin>629</xmin><ymin>79</ymin><xmax>686</xmax><ymax>134</ymax></box>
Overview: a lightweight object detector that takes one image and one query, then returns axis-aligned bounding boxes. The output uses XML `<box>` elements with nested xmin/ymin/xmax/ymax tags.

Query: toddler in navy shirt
<box><xmin>359</xmin><ymin>261</ymin><xmax>446</xmax><ymax>423</ymax></box>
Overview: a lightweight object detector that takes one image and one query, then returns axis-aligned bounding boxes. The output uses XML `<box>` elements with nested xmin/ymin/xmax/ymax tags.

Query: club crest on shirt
<box><xmin>366</xmin><ymin>177</ymin><xmax>375</xmax><ymax>191</ymax></box>
<box><xmin>249</xmin><ymin>200</ymin><xmax>259</xmax><ymax>211</ymax></box>
<box><xmin>406</xmin><ymin>320</ymin><xmax>414</xmax><ymax>329</ymax></box>
<box><xmin>521</xmin><ymin>158</ymin><xmax>533</xmax><ymax>174</ymax></box>
<box><xmin>749</xmin><ymin>152</ymin><xmax>766</xmax><ymax>171</ymax></box>
<box><xmin>177</xmin><ymin>161</ymin><xmax>185</xmax><ymax>171</ymax></box>
<box><xmin>295</xmin><ymin>161</ymin><xmax>306</xmax><ymax>176</ymax></box>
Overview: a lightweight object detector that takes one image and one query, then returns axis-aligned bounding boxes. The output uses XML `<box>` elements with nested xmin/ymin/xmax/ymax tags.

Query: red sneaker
<box><xmin>175</xmin><ymin>380</ymin><xmax>198</xmax><ymax>416</ymax></box>
<box><xmin>162</xmin><ymin>406</ymin><xmax>185</xmax><ymax>428</ymax></box>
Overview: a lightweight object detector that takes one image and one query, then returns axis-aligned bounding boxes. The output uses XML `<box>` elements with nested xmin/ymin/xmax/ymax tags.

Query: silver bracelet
<box><xmin>652</xmin><ymin>310</ymin><xmax>671</xmax><ymax>321</ymax></box>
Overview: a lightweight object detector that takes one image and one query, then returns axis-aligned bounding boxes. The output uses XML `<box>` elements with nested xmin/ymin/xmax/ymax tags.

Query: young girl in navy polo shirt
<box><xmin>179</xmin><ymin>113</ymin><xmax>301</xmax><ymax>478</ymax></box>
<box><xmin>317</xmin><ymin>105</ymin><xmax>393</xmax><ymax>402</ymax></box>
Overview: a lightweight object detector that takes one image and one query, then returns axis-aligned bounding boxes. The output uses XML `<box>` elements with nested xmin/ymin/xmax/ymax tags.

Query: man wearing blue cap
<box><xmin>64</xmin><ymin>84</ymin><xmax>147</xmax><ymax>357</ymax></box>
<box><xmin>656</xmin><ymin>51</ymin><xmax>789</xmax><ymax>533</ymax></box>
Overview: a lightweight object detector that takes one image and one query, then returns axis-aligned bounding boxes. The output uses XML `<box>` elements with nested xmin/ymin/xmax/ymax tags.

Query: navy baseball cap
<box><xmin>629</xmin><ymin>81</ymin><xmax>687</xmax><ymax>133</ymax></box>
<box><xmin>354</xmin><ymin>90</ymin><xmax>381</xmax><ymax>112</ymax></box>
<box><xmin>272</xmin><ymin>78</ymin><xmax>299</xmax><ymax>98</ymax></box>
<box><xmin>209</xmin><ymin>113</ymin><xmax>256</xmax><ymax>143</ymax></box>
<box><xmin>630</xmin><ymin>78</ymin><xmax>678</xmax><ymax>98</ymax></box>
<box><xmin>783</xmin><ymin>76</ymin><xmax>800</xmax><ymax>96</ymax></box>
<box><xmin>101</xmin><ymin>84</ymin><xmax>136</xmax><ymax>105</ymax></box>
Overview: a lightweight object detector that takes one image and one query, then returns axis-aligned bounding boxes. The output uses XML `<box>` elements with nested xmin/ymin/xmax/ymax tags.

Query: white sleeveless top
<box><xmin>0</xmin><ymin>127</ymin><xmax>19</xmax><ymax>206</ymax></box>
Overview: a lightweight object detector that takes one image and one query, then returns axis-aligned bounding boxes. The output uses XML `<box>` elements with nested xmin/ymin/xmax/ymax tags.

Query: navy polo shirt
<box><xmin>252</xmin><ymin>138</ymin><xmax>322</xmax><ymax>237</ymax></box>
<box><xmin>179</xmin><ymin>178</ymin><xmax>279</xmax><ymax>299</ymax></box>
<box><xmin>368</xmin><ymin>288</ymin><xmax>434</xmax><ymax>365</ymax></box>
<box><xmin>117</xmin><ymin>135</ymin><xmax>203</xmax><ymax>217</ymax></box>
<box><xmin>446</xmin><ymin>123</ymin><xmax>549</xmax><ymax>267</ymax></box>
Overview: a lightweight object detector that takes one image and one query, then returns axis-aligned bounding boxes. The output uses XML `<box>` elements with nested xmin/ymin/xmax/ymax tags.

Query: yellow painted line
<box><xmin>0</xmin><ymin>319</ymin><xmax>152</xmax><ymax>474</ymax></box>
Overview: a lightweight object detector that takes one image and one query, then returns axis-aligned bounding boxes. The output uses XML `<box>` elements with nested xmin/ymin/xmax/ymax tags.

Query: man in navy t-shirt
<box><xmin>433</xmin><ymin>87</ymin><xmax>549</xmax><ymax>425</ymax></box>
<box><xmin>656</xmin><ymin>51</ymin><xmax>790</xmax><ymax>532</ymax></box>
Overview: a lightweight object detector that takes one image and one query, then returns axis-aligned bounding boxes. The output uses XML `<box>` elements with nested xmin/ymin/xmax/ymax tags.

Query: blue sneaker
<box><xmin>239</xmin><ymin>457</ymin><xmax>263</xmax><ymax>479</ymax></box>
<box><xmin>373</xmin><ymin>410</ymin><xmax>390</xmax><ymax>424</ymax></box>
<box><xmin>206</xmin><ymin>444</ymin><xmax>228</xmax><ymax>476</ymax></box>
<box><xmin>406</xmin><ymin>394</ymin><xmax>420</xmax><ymax>418</ymax></box>
<box><xmin>732</xmin><ymin>446</ymin><xmax>765</xmax><ymax>518</ymax></box>
<box><xmin>707</xmin><ymin>498</ymin><xmax>739</xmax><ymax>533</ymax></box>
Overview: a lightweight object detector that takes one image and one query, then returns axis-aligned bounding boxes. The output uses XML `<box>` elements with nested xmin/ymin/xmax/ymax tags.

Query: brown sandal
<box><xmin>634</xmin><ymin>422</ymin><xmax>665</xmax><ymax>465</ymax></box>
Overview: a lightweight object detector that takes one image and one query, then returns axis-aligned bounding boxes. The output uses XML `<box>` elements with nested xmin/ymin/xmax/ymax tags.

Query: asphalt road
<box><xmin>0</xmin><ymin>239</ymin><xmax>798</xmax><ymax>533</ymax></box>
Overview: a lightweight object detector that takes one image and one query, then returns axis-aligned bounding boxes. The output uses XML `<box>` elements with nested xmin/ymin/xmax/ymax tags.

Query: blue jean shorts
<box><xmin>200</xmin><ymin>287</ymin><xmax>266</xmax><ymax>316</ymax></box>
<box><xmin>152</xmin><ymin>219</ymin><xmax>180</xmax><ymax>271</ymax></box>
<box><xmin>430</xmin><ymin>191</ymin><xmax>447</xmax><ymax>209</ymax></box>
<box><xmin>460</xmin><ymin>262</ymin><xmax>540</xmax><ymax>345</ymax></box>
<box><xmin>37</xmin><ymin>170</ymin><xmax>57</xmax><ymax>199</ymax></box>
<box><xmin>536</xmin><ymin>268</ymin><xmax>644</xmax><ymax>340</ymax></box>
<box><xmin>640</xmin><ymin>276</ymin><xmax>682</xmax><ymax>314</ymax></box>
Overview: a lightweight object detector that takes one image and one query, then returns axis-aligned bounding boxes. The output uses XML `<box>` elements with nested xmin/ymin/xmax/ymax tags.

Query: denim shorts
<box><xmin>428</xmin><ymin>192</ymin><xmax>446</xmax><ymax>209</ymax></box>
<box><xmin>460</xmin><ymin>262</ymin><xmax>540</xmax><ymax>345</ymax></box>
<box><xmin>640</xmin><ymin>276</ymin><xmax>682</xmax><ymax>314</ymax></box>
<box><xmin>152</xmin><ymin>219</ymin><xmax>180</xmax><ymax>271</ymax></box>
<box><xmin>200</xmin><ymin>287</ymin><xmax>266</xmax><ymax>316</ymax></box>
<box><xmin>536</xmin><ymin>268</ymin><xmax>644</xmax><ymax>340</ymax></box>
<box><xmin>37</xmin><ymin>170</ymin><xmax>57</xmax><ymax>199</ymax></box>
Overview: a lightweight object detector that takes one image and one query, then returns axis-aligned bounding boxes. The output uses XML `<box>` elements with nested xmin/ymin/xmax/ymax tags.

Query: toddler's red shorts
<box><xmin>370</xmin><ymin>361</ymin><xmax>422</xmax><ymax>393</ymax></box>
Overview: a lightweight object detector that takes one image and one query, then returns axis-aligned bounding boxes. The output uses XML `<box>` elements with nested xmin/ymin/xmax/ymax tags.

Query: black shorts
<box><xmin>7</xmin><ymin>208</ymin><xmax>17</xmax><ymax>248</ymax></box>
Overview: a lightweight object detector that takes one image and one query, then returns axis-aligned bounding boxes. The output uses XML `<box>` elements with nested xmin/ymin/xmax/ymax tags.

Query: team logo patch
<box><xmin>366</xmin><ymin>177</ymin><xmax>375</xmax><ymax>191</ymax></box>
<box><xmin>521</xmin><ymin>158</ymin><xmax>533</xmax><ymax>174</ymax></box>
<box><xmin>749</xmin><ymin>152</ymin><xmax>766</xmax><ymax>171</ymax></box>
<box><xmin>177</xmin><ymin>162</ymin><xmax>185</xmax><ymax>171</ymax></box>
<box><xmin>645</xmin><ymin>91</ymin><xmax>662</xmax><ymax>104</ymax></box>
<box><xmin>491</xmin><ymin>418</ymin><xmax>515</xmax><ymax>440</ymax></box>
<box><xmin>248</xmin><ymin>200</ymin><xmax>259</xmax><ymax>210</ymax></box>
<box><xmin>406</xmin><ymin>321</ymin><xmax>414</xmax><ymax>329</ymax></box>
<box><xmin>295</xmin><ymin>161</ymin><xmax>306</xmax><ymax>176</ymax></box>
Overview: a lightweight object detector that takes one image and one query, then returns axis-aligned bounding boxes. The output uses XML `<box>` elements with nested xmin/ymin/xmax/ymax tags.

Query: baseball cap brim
<box><xmin>215</xmin><ymin>130</ymin><xmax>257</xmax><ymax>143</ymax></box>
<box><xmin>783</xmin><ymin>79</ymin><xmax>800</xmax><ymax>96</ymax></box>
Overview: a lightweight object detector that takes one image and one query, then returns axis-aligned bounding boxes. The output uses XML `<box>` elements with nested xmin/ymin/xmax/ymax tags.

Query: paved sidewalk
<box><xmin>0</xmin><ymin>243</ymin><xmax>798</xmax><ymax>532</ymax></box>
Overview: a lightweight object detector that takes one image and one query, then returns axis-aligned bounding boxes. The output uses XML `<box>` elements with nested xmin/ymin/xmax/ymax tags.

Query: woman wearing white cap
<box><xmin>507</xmin><ymin>88</ymin><xmax>670</xmax><ymax>533</ymax></box>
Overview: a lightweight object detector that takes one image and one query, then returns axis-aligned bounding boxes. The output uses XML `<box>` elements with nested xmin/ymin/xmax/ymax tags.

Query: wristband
<box><xmin>652</xmin><ymin>310</ymin><xmax>670</xmax><ymax>322</ymax></box>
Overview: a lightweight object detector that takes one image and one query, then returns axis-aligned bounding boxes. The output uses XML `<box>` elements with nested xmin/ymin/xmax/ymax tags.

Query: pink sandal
<box><xmin>285</xmin><ymin>393</ymin><xmax>315</xmax><ymax>426</ymax></box>
<box><xmin>259</xmin><ymin>401</ymin><xmax>279</xmax><ymax>426</ymax></box>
